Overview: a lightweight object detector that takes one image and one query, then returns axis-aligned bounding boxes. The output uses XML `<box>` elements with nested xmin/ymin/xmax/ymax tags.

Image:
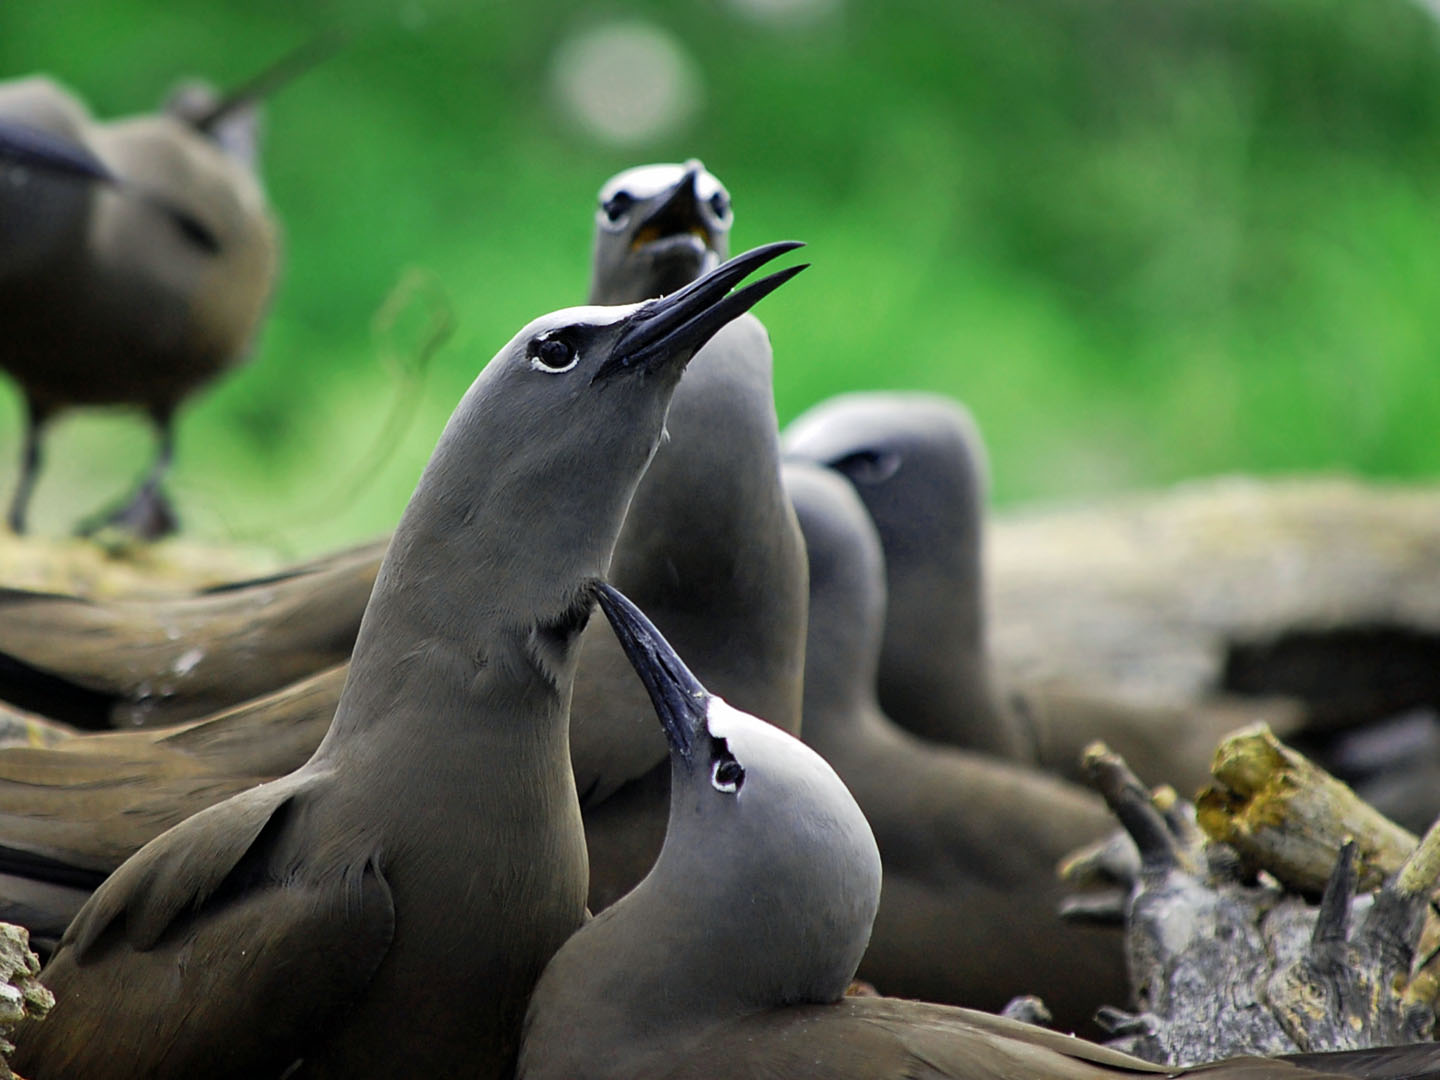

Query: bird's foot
<box><xmin>76</xmin><ymin>485</ymin><xmax>179</xmax><ymax>542</ymax></box>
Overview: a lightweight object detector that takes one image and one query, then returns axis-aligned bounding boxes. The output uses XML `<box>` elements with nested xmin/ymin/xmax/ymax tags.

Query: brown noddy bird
<box><xmin>0</xmin><ymin>71</ymin><xmax>280</xmax><ymax>539</ymax></box>
<box><xmin>8</xmin><ymin>241</ymin><xmax>809</xmax><ymax>1078</ymax></box>
<box><xmin>575</xmin><ymin>159</ymin><xmax>808</xmax><ymax>911</ymax></box>
<box><xmin>783</xmin><ymin>461</ymin><xmax>1127</xmax><ymax>1030</ymax></box>
<box><xmin>783</xmin><ymin>392</ymin><xmax>1297</xmax><ymax>793</ymax></box>
<box><xmin>0</xmin><ymin>160</ymin><xmax>804</xmax><ymax>930</ymax></box>
<box><xmin>518</xmin><ymin>581</ymin><xmax>1440</xmax><ymax>1080</ymax></box>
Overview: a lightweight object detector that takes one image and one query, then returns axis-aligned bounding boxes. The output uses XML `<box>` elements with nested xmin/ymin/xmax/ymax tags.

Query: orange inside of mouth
<box><xmin>631</xmin><ymin>224</ymin><xmax>710</xmax><ymax>251</ymax></box>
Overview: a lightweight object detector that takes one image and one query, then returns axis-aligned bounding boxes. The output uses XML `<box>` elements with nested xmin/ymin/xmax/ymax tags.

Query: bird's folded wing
<box><xmin>661</xmin><ymin>998</ymin><xmax>1439</xmax><ymax>1080</ymax></box>
<box><xmin>13</xmin><ymin>773</ymin><xmax>395</xmax><ymax>1077</ymax></box>
<box><xmin>0</xmin><ymin>668</ymin><xmax>345</xmax><ymax>940</ymax></box>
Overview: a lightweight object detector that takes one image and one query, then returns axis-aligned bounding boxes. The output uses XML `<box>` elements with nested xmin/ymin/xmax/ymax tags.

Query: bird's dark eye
<box><xmin>711</xmin><ymin>755</ymin><xmax>745</xmax><ymax>794</ymax></box>
<box><xmin>830</xmin><ymin>449</ymin><xmax>901</xmax><ymax>485</ymax></box>
<box><xmin>529</xmin><ymin>336</ymin><xmax>578</xmax><ymax>372</ymax></box>
<box><xmin>170</xmin><ymin>210</ymin><xmax>222</xmax><ymax>255</ymax></box>
<box><xmin>708</xmin><ymin>191</ymin><xmax>730</xmax><ymax>218</ymax></box>
<box><xmin>602</xmin><ymin>191</ymin><xmax>633</xmax><ymax>222</ymax></box>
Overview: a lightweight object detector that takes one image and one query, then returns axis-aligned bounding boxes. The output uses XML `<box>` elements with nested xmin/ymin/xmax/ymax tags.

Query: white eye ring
<box><xmin>711</xmin><ymin>757</ymin><xmax>744</xmax><ymax>794</ymax></box>
<box><xmin>529</xmin><ymin>353</ymin><xmax>579</xmax><ymax>374</ymax></box>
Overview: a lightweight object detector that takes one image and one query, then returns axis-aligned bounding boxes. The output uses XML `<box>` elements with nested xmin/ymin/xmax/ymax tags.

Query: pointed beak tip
<box><xmin>594</xmin><ymin>583</ymin><xmax>709</xmax><ymax>762</ymax></box>
<box><xmin>597</xmin><ymin>239</ymin><xmax>807</xmax><ymax>381</ymax></box>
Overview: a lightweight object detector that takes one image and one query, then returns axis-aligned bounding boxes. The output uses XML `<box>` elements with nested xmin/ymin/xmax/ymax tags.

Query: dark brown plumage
<box><xmin>783</xmin><ymin>392</ymin><xmax>1303</xmax><ymax>793</ymax></box>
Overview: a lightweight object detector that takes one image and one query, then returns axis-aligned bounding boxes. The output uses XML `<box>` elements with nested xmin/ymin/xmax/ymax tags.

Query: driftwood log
<box><xmin>991</xmin><ymin>477</ymin><xmax>1440</xmax><ymax>721</ymax></box>
<box><xmin>6</xmin><ymin>475</ymin><xmax>1438</xmax><ymax>710</ymax></box>
<box><xmin>1061</xmin><ymin>731</ymin><xmax>1440</xmax><ymax>1065</ymax></box>
<box><xmin>1</xmin><ymin>476</ymin><xmax>1437</xmax><ymax>748</ymax></box>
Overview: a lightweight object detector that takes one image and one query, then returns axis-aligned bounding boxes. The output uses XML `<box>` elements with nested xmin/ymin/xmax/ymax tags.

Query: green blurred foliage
<box><xmin>3</xmin><ymin>0</ymin><xmax>1439</xmax><ymax>555</ymax></box>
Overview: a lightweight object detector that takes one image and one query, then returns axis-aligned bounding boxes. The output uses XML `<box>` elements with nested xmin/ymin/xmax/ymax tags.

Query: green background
<box><xmin>3</xmin><ymin>0</ymin><xmax>1439</xmax><ymax>557</ymax></box>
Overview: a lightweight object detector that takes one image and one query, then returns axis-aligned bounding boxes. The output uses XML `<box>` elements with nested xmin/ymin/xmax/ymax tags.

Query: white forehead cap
<box><xmin>512</xmin><ymin>302</ymin><xmax>640</xmax><ymax>344</ymax></box>
<box><xmin>599</xmin><ymin>162</ymin><xmax>726</xmax><ymax>203</ymax></box>
<box><xmin>705</xmin><ymin>696</ymin><xmax>845</xmax><ymax>793</ymax></box>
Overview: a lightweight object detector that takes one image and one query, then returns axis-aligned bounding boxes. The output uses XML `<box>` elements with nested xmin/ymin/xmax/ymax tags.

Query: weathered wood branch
<box><xmin>1196</xmin><ymin>723</ymin><xmax>1419</xmax><ymax>894</ymax></box>
<box><xmin>1061</xmin><ymin>737</ymin><xmax>1439</xmax><ymax>1065</ymax></box>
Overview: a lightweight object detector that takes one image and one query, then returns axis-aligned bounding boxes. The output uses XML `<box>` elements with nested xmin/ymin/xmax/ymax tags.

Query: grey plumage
<box><xmin>783</xmin><ymin>461</ymin><xmax>1127</xmax><ymax>1030</ymax></box>
<box><xmin>0</xmin><ymin>73</ymin><xmax>280</xmax><ymax>539</ymax></box>
<box><xmin>8</xmin><ymin>241</ymin><xmax>807</xmax><ymax>1078</ymax></box>
<box><xmin>519</xmin><ymin>580</ymin><xmax>1440</xmax><ymax>1080</ymax></box>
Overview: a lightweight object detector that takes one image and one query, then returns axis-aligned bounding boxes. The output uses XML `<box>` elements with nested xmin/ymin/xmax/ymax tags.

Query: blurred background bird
<box><xmin>0</xmin><ymin>74</ymin><xmax>279</xmax><ymax>540</ymax></box>
<box><xmin>2</xmin><ymin>0</ymin><xmax>1438</xmax><ymax>553</ymax></box>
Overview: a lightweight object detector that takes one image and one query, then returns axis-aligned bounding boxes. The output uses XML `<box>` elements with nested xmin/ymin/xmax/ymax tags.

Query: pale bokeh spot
<box><xmin>550</xmin><ymin>21</ymin><xmax>703</xmax><ymax>146</ymax></box>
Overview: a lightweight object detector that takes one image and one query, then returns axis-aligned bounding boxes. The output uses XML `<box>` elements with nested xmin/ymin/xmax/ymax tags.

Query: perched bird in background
<box><xmin>8</xmin><ymin>241</ymin><xmax>808</xmax><ymax>1079</ymax></box>
<box><xmin>783</xmin><ymin>461</ymin><xmax>1127</xmax><ymax>1030</ymax></box>
<box><xmin>587</xmin><ymin>159</ymin><xmax>733</xmax><ymax>305</ymax></box>
<box><xmin>0</xmin><ymin>67</ymin><xmax>281</xmax><ymax>540</ymax></box>
<box><xmin>784</xmin><ymin>392</ymin><xmax>1299</xmax><ymax>794</ymax></box>
<box><xmin>518</xmin><ymin>580</ymin><xmax>1440</xmax><ymax>1080</ymax></box>
<box><xmin>784</xmin><ymin>392</ymin><xmax>1026</xmax><ymax>758</ymax></box>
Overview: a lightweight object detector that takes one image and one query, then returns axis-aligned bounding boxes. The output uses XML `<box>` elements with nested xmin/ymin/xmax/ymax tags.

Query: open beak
<box><xmin>630</xmin><ymin>161</ymin><xmax>709</xmax><ymax>252</ymax></box>
<box><xmin>595</xmin><ymin>582</ymin><xmax>708</xmax><ymax>764</ymax></box>
<box><xmin>593</xmin><ymin>240</ymin><xmax>806</xmax><ymax>382</ymax></box>
<box><xmin>0</xmin><ymin>119</ymin><xmax>117</xmax><ymax>187</ymax></box>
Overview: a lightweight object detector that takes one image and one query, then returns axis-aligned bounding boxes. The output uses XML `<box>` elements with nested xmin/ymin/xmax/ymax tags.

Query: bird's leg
<box><xmin>77</xmin><ymin>408</ymin><xmax>179</xmax><ymax>541</ymax></box>
<box><xmin>6</xmin><ymin>398</ymin><xmax>51</xmax><ymax>535</ymax></box>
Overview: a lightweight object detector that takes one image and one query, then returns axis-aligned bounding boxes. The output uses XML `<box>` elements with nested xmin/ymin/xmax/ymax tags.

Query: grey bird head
<box><xmin>591</xmin><ymin>581</ymin><xmax>881</xmax><ymax>1002</ymax></box>
<box><xmin>334</xmin><ymin>242</ymin><xmax>807</xmax><ymax>730</ymax></box>
<box><xmin>783</xmin><ymin>392</ymin><xmax>990</xmax><ymax>562</ymax></box>
<box><xmin>782</xmin><ymin>393</ymin><xmax>1024</xmax><ymax>754</ymax></box>
<box><xmin>588</xmin><ymin>160</ymin><xmax>733</xmax><ymax>305</ymax></box>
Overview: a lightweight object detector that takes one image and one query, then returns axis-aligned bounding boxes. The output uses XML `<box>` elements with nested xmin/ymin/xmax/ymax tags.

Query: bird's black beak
<box><xmin>630</xmin><ymin>161</ymin><xmax>704</xmax><ymax>250</ymax></box>
<box><xmin>187</xmin><ymin>31</ymin><xmax>344</xmax><ymax>136</ymax></box>
<box><xmin>0</xmin><ymin>119</ymin><xmax>117</xmax><ymax>187</ymax></box>
<box><xmin>595</xmin><ymin>582</ymin><xmax>708</xmax><ymax>765</ymax></box>
<box><xmin>593</xmin><ymin>240</ymin><xmax>807</xmax><ymax>382</ymax></box>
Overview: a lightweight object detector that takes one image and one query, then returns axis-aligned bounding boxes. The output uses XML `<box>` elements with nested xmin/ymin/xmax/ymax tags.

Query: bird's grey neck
<box><xmin>317</xmin><ymin>402</ymin><xmax>615</xmax><ymax>750</ymax></box>
<box><xmin>801</xmin><ymin>589</ymin><xmax>884</xmax><ymax>741</ymax></box>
